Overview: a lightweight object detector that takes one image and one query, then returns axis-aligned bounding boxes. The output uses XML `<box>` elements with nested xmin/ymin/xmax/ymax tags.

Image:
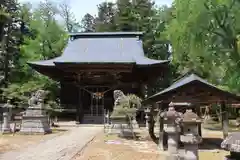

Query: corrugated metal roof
<box><xmin>28</xmin><ymin>37</ymin><xmax>169</xmax><ymax>66</ymax></box>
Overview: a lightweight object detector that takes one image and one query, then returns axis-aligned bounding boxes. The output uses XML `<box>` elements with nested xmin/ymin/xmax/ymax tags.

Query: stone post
<box><xmin>180</xmin><ymin>109</ymin><xmax>202</xmax><ymax>160</ymax></box>
<box><xmin>161</xmin><ymin>106</ymin><xmax>182</xmax><ymax>160</ymax></box>
<box><xmin>2</xmin><ymin>112</ymin><xmax>11</xmax><ymax>133</ymax></box>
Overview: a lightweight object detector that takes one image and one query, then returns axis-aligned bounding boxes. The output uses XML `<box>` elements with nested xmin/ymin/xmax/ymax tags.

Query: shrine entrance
<box><xmin>80</xmin><ymin>86</ymin><xmax>114</xmax><ymax>123</ymax></box>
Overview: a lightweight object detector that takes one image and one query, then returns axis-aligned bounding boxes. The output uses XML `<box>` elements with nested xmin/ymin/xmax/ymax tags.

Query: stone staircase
<box><xmin>82</xmin><ymin>114</ymin><xmax>104</xmax><ymax>124</ymax></box>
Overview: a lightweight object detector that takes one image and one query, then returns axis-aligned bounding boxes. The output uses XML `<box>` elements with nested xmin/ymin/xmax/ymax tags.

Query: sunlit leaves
<box><xmin>166</xmin><ymin>0</ymin><xmax>240</xmax><ymax>93</ymax></box>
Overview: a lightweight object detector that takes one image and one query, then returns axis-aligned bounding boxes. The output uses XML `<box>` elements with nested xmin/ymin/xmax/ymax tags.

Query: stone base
<box><xmin>1</xmin><ymin>128</ymin><xmax>11</xmax><ymax>134</ymax></box>
<box><xmin>166</xmin><ymin>153</ymin><xmax>181</xmax><ymax>160</ymax></box>
<box><xmin>20</xmin><ymin>115</ymin><xmax>52</xmax><ymax>134</ymax></box>
<box><xmin>107</xmin><ymin>124</ymin><xmax>135</xmax><ymax>137</ymax></box>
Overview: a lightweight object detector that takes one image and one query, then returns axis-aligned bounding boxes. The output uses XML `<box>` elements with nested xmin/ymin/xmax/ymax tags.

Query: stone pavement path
<box><xmin>0</xmin><ymin>126</ymin><xmax>102</xmax><ymax>160</ymax></box>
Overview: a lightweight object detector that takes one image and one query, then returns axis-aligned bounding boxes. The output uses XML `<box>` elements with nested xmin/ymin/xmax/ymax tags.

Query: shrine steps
<box><xmin>81</xmin><ymin>115</ymin><xmax>104</xmax><ymax>124</ymax></box>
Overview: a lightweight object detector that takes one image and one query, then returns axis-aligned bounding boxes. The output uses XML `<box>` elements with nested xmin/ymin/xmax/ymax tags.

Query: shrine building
<box><xmin>28</xmin><ymin>32</ymin><xmax>169</xmax><ymax>123</ymax></box>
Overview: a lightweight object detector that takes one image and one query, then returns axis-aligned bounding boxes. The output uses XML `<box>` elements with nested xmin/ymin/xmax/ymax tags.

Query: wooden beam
<box><xmin>221</xmin><ymin>102</ymin><xmax>229</xmax><ymax>138</ymax></box>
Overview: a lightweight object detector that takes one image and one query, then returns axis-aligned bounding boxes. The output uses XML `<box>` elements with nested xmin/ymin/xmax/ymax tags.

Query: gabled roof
<box><xmin>28</xmin><ymin>32</ymin><xmax>169</xmax><ymax>67</ymax></box>
<box><xmin>145</xmin><ymin>73</ymin><xmax>240</xmax><ymax>104</ymax></box>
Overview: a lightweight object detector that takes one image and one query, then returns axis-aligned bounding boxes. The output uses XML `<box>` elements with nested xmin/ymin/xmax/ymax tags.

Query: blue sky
<box><xmin>18</xmin><ymin>0</ymin><xmax>173</xmax><ymax>20</ymax></box>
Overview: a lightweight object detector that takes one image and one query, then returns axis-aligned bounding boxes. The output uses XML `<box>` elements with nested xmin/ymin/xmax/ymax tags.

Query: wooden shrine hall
<box><xmin>28</xmin><ymin>32</ymin><xmax>169</xmax><ymax>123</ymax></box>
<box><xmin>144</xmin><ymin>73</ymin><xmax>240</xmax><ymax>138</ymax></box>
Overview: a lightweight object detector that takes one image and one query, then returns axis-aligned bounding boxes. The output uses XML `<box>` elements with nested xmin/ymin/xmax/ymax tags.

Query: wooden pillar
<box><xmin>76</xmin><ymin>88</ymin><xmax>82</xmax><ymax>124</ymax></box>
<box><xmin>221</xmin><ymin>102</ymin><xmax>228</xmax><ymax>138</ymax></box>
<box><xmin>158</xmin><ymin>104</ymin><xmax>164</xmax><ymax>150</ymax></box>
<box><xmin>196</xmin><ymin>106</ymin><xmax>202</xmax><ymax>137</ymax></box>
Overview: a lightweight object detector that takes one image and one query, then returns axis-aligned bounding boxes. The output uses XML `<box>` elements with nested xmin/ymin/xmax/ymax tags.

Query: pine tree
<box><xmin>81</xmin><ymin>13</ymin><xmax>96</xmax><ymax>32</ymax></box>
<box><xmin>95</xmin><ymin>2</ymin><xmax>117</xmax><ymax>31</ymax></box>
<box><xmin>0</xmin><ymin>0</ymin><xmax>21</xmax><ymax>88</ymax></box>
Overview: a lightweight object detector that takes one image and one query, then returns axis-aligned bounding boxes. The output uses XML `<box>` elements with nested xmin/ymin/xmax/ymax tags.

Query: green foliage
<box><xmin>111</xmin><ymin>94</ymin><xmax>142</xmax><ymax>118</ymax></box>
<box><xmin>82</xmin><ymin>0</ymin><xmax>171</xmax><ymax>60</ymax></box>
<box><xmin>0</xmin><ymin>9</ymin><xmax>10</xmax><ymax>39</ymax></box>
<box><xmin>166</xmin><ymin>0</ymin><xmax>240</xmax><ymax>93</ymax></box>
<box><xmin>0</xmin><ymin>0</ymin><xmax>67</xmax><ymax>107</ymax></box>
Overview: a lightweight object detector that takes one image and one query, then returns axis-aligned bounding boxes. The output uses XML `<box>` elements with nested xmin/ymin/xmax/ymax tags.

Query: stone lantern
<box><xmin>221</xmin><ymin>132</ymin><xmax>240</xmax><ymax>160</ymax></box>
<box><xmin>144</xmin><ymin>107</ymin><xmax>151</xmax><ymax>129</ymax></box>
<box><xmin>180</xmin><ymin>109</ymin><xmax>202</xmax><ymax>160</ymax></box>
<box><xmin>1</xmin><ymin>100</ymin><xmax>13</xmax><ymax>134</ymax></box>
<box><xmin>161</xmin><ymin>106</ymin><xmax>182</xmax><ymax>160</ymax></box>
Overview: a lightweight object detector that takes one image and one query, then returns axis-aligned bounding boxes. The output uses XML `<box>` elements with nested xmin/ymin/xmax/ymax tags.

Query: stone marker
<box><xmin>180</xmin><ymin>109</ymin><xmax>202</xmax><ymax>160</ymax></box>
<box><xmin>221</xmin><ymin>132</ymin><xmax>240</xmax><ymax>160</ymax></box>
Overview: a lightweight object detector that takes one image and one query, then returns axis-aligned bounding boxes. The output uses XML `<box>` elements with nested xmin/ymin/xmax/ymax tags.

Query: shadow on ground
<box><xmin>199</xmin><ymin>137</ymin><xmax>223</xmax><ymax>150</ymax></box>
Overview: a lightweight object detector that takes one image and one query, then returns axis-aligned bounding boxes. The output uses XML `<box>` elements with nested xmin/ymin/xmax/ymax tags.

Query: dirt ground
<box><xmin>73</xmin><ymin>129</ymin><xmax>229</xmax><ymax>160</ymax></box>
<box><xmin>0</xmin><ymin>128</ymin><xmax>66</xmax><ymax>154</ymax></box>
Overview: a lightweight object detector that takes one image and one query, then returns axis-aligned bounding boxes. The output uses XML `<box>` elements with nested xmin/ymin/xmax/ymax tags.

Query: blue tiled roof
<box><xmin>28</xmin><ymin>35</ymin><xmax>169</xmax><ymax>66</ymax></box>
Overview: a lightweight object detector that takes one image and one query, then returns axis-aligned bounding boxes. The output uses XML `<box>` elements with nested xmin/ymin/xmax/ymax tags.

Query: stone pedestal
<box><xmin>180</xmin><ymin>109</ymin><xmax>202</xmax><ymax>160</ymax></box>
<box><xmin>180</xmin><ymin>135</ymin><xmax>202</xmax><ymax>160</ymax></box>
<box><xmin>2</xmin><ymin>112</ymin><xmax>11</xmax><ymax>134</ymax></box>
<box><xmin>165</xmin><ymin>125</ymin><xmax>181</xmax><ymax>160</ymax></box>
<box><xmin>108</xmin><ymin>117</ymin><xmax>133</xmax><ymax>137</ymax></box>
<box><xmin>20</xmin><ymin>105</ymin><xmax>51</xmax><ymax>134</ymax></box>
<box><xmin>161</xmin><ymin>107</ymin><xmax>182</xmax><ymax>160</ymax></box>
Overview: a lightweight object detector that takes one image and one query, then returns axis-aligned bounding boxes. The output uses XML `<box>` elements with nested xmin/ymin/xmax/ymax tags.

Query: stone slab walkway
<box><xmin>0</xmin><ymin>126</ymin><xmax>102</xmax><ymax>160</ymax></box>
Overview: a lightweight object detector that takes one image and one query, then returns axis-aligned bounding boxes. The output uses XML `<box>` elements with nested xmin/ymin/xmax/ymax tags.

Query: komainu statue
<box><xmin>20</xmin><ymin>89</ymin><xmax>51</xmax><ymax>134</ymax></box>
<box><xmin>111</xmin><ymin>90</ymin><xmax>142</xmax><ymax>137</ymax></box>
<box><xmin>35</xmin><ymin>89</ymin><xmax>48</xmax><ymax>101</ymax></box>
<box><xmin>28</xmin><ymin>93</ymin><xmax>38</xmax><ymax>107</ymax></box>
<box><xmin>28</xmin><ymin>90</ymin><xmax>49</xmax><ymax>107</ymax></box>
<box><xmin>113</xmin><ymin>90</ymin><xmax>128</xmax><ymax>107</ymax></box>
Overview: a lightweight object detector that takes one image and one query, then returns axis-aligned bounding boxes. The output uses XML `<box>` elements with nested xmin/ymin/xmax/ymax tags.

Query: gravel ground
<box><xmin>0</xmin><ymin>125</ymin><xmax>102</xmax><ymax>160</ymax></box>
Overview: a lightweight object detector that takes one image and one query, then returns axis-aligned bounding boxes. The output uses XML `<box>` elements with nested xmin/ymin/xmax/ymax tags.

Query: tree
<box><xmin>166</xmin><ymin>0</ymin><xmax>240</xmax><ymax>93</ymax></box>
<box><xmin>95</xmin><ymin>2</ymin><xmax>117</xmax><ymax>31</ymax></box>
<box><xmin>0</xmin><ymin>0</ymin><xmax>22</xmax><ymax>88</ymax></box>
<box><xmin>2</xmin><ymin>0</ymin><xmax>68</xmax><ymax>105</ymax></box>
<box><xmin>81</xmin><ymin>13</ymin><xmax>96</xmax><ymax>32</ymax></box>
<box><xmin>59</xmin><ymin>0</ymin><xmax>81</xmax><ymax>32</ymax></box>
